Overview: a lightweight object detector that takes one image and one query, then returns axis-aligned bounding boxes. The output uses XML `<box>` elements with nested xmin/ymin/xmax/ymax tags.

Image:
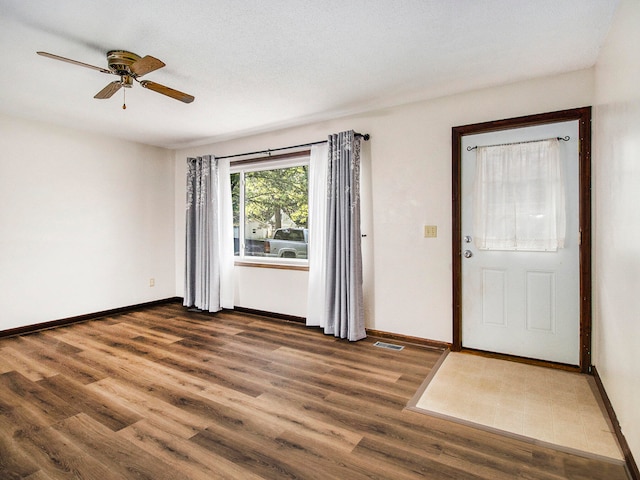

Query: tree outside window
<box><xmin>231</xmin><ymin>156</ymin><xmax>309</xmax><ymax>261</ymax></box>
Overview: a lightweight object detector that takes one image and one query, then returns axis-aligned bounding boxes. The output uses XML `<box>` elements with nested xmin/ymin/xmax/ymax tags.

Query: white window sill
<box><xmin>234</xmin><ymin>258</ymin><xmax>309</xmax><ymax>271</ymax></box>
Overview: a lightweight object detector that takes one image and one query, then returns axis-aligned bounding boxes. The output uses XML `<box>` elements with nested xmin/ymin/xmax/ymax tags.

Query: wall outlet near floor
<box><xmin>149</xmin><ymin>278</ymin><xmax>155</xmax><ymax>287</ymax></box>
<box><xmin>424</xmin><ymin>225</ymin><xmax>438</xmax><ymax>238</ymax></box>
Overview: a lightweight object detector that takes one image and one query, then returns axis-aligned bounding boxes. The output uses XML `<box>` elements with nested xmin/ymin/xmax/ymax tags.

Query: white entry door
<box><xmin>461</xmin><ymin>121</ymin><xmax>580</xmax><ymax>365</ymax></box>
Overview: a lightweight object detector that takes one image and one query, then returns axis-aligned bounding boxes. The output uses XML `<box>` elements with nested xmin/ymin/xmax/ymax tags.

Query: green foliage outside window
<box><xmin>232</xmin><ymin>163</ymin><xmax>309</xmax><ymax>258</ymax></box>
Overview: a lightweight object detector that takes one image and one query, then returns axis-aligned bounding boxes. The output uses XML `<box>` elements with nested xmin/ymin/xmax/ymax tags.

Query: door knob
<box><xmin>464</xmin><ymin>250</ymin><xmax>473</xmax><ymax>258</ymax></box>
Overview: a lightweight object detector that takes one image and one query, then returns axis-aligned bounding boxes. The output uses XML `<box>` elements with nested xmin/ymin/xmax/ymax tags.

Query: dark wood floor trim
<box><xmin>231</xmin><ymin>306</ymin><xmax>306</xmax><ymax>324</ymax></box>
<box><xmin>593</xmin><ymin>366</ymin><xmax>639</xmax><ymax>480</ymax></box>
<box><xmin>0</xmin><ymin>297</ymin><xmax>182</xmax><ymax>339</ymax></box>
<box><xmin>184</xmin><ymin>304</ymin><xmax>307</xmax><ymax>326</ymax></box>
<box><xmin>366</xmin><ymin>329</ymin><xmax>450</xmax><ymax>351</ymax></box>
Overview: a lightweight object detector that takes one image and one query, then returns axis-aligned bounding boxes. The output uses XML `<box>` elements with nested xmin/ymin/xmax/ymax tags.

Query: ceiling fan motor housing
<box><xmin>107</xmin><ymin>50</ymin><xmax>141</xmax><ymax>76</ymax></box>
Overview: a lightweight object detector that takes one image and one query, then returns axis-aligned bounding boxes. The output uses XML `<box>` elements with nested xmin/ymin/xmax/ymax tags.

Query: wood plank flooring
<box><xmin>0</xmin><ymin>303</ymin><xmax>630</xmax><ymax>479</ymax></box>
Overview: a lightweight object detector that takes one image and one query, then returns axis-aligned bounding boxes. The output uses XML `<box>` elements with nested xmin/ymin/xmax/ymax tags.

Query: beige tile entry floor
<box><xmin>407</xmin><ymin>351</ymin><xmax>624</xmax><ymax>462</ymax></box>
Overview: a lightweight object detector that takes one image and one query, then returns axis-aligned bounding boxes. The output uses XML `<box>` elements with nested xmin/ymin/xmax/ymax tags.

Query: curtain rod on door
<box><xmin>216</xmin><ymin>132</ymin><xmax>370</xmax><ymax>160</ymax></box>
<box><xmin>466</xmin><ymin>136</ymin><xmax>570</xmax><ymax>151</ymax></box>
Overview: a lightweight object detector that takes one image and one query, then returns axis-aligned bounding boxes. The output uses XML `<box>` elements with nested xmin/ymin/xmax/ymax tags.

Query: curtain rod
<box><xmin>466</xmin><ymin>136</ymin><xmax>570</xmax><ymax>151</ymax></box>
<box><xmin>216</xmin><ymin>132</ymin><xmax>370</xmax><ymax>160</ymax></box>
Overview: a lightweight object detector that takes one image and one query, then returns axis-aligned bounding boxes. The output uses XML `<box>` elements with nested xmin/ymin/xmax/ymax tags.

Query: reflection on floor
<box><xmin>408</xmin><ymin>351</ymin><xmax>623</xmax><ymax>461</ymax></box>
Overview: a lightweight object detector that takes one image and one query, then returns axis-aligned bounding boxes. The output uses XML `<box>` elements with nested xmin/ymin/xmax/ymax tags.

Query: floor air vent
<box><xmin>373</xmin><ymin>341</ymin><xmax>404</xmax><ymax>351</ymax></box>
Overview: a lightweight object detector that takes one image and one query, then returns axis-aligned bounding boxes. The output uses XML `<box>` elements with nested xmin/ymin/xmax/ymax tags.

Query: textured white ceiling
<box><xmin>0</xmin><ymin>0</ymin><xmax>619</xmax><ymax>149</ymax></box>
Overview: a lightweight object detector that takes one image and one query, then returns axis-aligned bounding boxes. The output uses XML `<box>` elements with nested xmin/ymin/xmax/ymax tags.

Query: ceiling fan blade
<box><xmin>130</xmin><ymin>55</ymin><xmax>165</xmax><ymax>77</ymax></box>
<box><xmin>139</xmin><ymin>80</ymin><xmax>194</xmax><ymax>103</ymax></box>
<box><xmin>37</xmin><ymin>51</ymin><xmax>111</xmax><ymax>74</ymax></box>
<box><xmin>94</xmin><ymin>81</ymin><xmax>122</xmax><ymax>99</ymax></box>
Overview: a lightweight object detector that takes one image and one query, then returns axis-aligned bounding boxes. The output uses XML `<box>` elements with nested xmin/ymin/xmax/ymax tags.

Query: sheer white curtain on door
<box><xmin>184</xmin><ymin>155</ymin><xmax>234</xmax><ymax>312</ymax></box>
<box><xmin>473</xmin><ymin>138</ymin><xmax>566</xmax><ymax>251</ymax></box>
<box><xmin>306</xmin><ymin>131</ymin><xmax>366</xmax><ymax>341</ymax></box>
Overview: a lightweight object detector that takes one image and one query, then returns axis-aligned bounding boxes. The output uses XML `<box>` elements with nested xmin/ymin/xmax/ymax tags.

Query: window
<box><xmin>231</xmin><ymin>152</ymin><xmax>309</xmax><ymax>265</ymax></box>
<box><xmin>473</xmin><ymin>139</ymin><xmax>566</xmax><ymax>251</ymax></box>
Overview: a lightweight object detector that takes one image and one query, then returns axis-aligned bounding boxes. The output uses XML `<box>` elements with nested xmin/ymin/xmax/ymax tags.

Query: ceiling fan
<box><xmin>36</xmin><ymin>50</ymin><xmax>195</xmax><ymax>105</ymax></box>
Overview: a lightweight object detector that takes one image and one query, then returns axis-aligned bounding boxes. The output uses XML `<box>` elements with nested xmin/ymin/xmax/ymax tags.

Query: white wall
<box><xmin>593</xmin><ymin>0</ymin><xmax>640</xmax><ymax>462</ymax></box>
<box><xmin>0</xmin><ymin>113</ymin><xmax>176</xmax><ymax>330</ymax></box>
<box><xmin>175</xmin><ymin>69</ymin><xmax>594</xmax><ymax>341</ymax></box>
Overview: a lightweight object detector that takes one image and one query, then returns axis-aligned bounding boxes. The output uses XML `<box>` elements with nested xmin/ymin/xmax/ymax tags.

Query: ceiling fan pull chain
<box><xmin>122</xmin><ymin>86</ymin><xmax>126</xmax><ymax>110</ymax></box>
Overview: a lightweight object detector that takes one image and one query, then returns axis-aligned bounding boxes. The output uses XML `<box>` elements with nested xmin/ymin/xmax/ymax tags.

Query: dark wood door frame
<box><xmin>451</xmin><ymin>107</ymin><xmax>592</xmax><ymax>373</ymax></box>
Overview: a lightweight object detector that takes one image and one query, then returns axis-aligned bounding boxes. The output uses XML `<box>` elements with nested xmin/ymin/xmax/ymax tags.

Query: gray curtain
<box><xmin>184</xmin><ymin>155</ymin><xmax>221</xmax><ymax>312</ymax></box>
<box><xmin>324</xmin><ymin>130</ymin><xmax>366</xmax><ymax>341</ymax></box>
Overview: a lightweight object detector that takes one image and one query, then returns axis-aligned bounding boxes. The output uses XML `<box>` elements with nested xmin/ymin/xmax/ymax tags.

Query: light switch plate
<box><xmin>424</xmin><ymin>225</ymin><xmax>437</xmax><ymax>238</ymax></box>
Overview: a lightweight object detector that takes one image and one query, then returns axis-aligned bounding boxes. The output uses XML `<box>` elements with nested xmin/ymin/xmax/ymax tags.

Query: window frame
<box><xmin>230</xmin><ymin>150</ymin><xmax>310</xmax><ymax>270</ymax></box>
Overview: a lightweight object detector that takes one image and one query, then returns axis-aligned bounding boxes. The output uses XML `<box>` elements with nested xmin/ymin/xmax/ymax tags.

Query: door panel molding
<box><xmin>482</xmin><ymin>269</ymin><xmax>507</xmax><ymax>327</ymax></box>
<box><xmin>452</xmin><ymin>107</ymin><xmax>592</xmax><ymax>373</ymax></box>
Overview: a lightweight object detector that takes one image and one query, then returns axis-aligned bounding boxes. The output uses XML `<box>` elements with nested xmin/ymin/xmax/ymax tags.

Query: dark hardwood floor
<box><xmin>0</xmin><ymin>303</ymin><xmax>629</xmax><ymax>479</ymax></box>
